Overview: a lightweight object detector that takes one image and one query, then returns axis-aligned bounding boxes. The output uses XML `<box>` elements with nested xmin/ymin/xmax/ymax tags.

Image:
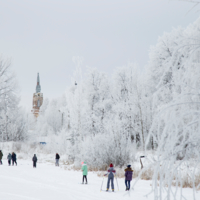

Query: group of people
<box><xmin>0</xmin><ymin>150</ymin><xmax>17</xmax><ymax>166</ymax></box>
<box><xmin>104</xmin><ymin>163</ymin><xmax>133</xmax><ymax>192</ymax></box>
<box><xmin>81</xmin><ymin>162</ymin><xmax>133</xmax><ymax>192</ymax></box>
<box><xmin>7</xmin><ymin>152</ymin><xmax>17</xmax><ymax>166</ymax></box>
<box><xmin>0</xmin><ymin>151</ymin><xmax>60</xmax><ymax>169</ymax></box>
<box><xmin>1</xmin><ymin>149</ymin><xmax>133</xmax><ymax>191</ymax></box>
<box><xmin>32</xmin><ymin>153</ymin><xmax>60</xmax><ymax>168</ymax></box>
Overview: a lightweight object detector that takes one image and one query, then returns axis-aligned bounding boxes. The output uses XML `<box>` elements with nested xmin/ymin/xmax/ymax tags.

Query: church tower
<box><xmin>32</xmin><ymin>73</ymin><xmax>43</xmax><ymax>117</ymax></box>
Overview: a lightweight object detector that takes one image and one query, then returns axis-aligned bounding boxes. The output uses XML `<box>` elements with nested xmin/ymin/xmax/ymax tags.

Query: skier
<box><xmin>124</xmin><ymin>165</ymin><xmax>133</xmax><ymax>191</ymax></box>
<box><xmin>104</xmin><ymin>163</ymin><xmax>116</xmax><ymax>192</ymax></box>
<box><xmin>55</xmin><ymin>153</ymin><xmax>60</xmax><ymax>166</ymax></box>
<box><xmin>81</xmin><ymin>161</ymin><xmax>88</xmax><ymax>184</ymax></box>
<box><xmin>7</xmin><ymin>153</ymin><xmax>12</xmax><ymax>166</ymax></box>
<box><xmin>32</xmin><ymin>154</ymin><xmax>37</xmax><ymax>168</ymax></box>
<box><xmin>0</xmin><ymin>150</ymin><xmax>3</xmax><ymax>165</ymax></box>
<box><xmin>11</xmin><ymin>152</ymin><xmax>17</xmax><ymax>166</ymax></box>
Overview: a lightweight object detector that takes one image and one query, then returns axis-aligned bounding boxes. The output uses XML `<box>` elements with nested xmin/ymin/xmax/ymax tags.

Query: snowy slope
<box><xmin>0</xmin><ymin>159</ymin><xmax>199</xmax><ymax>200</ymax></box>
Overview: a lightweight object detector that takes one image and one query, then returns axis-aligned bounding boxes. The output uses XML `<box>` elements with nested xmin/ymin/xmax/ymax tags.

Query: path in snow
<box><xmin>0</xmin><ymin>159</ymin><xmax>198</xmax><ymax>200</ymax></box>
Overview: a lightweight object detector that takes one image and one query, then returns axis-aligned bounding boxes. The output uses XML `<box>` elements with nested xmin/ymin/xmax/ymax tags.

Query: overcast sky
<box><xmin>0</xmin><ymin>0</ymin><xmax>199</xmax><ymax>110</ymax></box>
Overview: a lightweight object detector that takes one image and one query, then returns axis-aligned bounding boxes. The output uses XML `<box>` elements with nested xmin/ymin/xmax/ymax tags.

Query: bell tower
<box><xmin>32</xmin><ymin>73</ymin><xmax>43</xmax><ymax>117</ymax></box>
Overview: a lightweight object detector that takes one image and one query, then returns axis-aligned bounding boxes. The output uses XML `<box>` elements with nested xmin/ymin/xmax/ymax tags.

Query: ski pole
<box><xmin>115</xmin><ymin>176</ymin><xmax>119</xmax><ymax>191</ymax></box>
<box><xmin>100</xmin><ymin>176</ymin><xmax>104</xmax><ymax>191</ymax></box>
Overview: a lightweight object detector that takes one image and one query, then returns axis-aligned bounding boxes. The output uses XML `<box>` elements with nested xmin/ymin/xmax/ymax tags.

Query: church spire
<box><xmin>36</xmin><ymin>73</ymin><xmax>41</xmax><ymax>93</ymax></box>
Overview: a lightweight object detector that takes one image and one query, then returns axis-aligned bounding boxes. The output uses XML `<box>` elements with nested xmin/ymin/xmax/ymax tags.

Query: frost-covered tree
<box><xmin>0</xmin><ymin>57</ymin><xmax>27</xmax><ymax>142</ymax></box>
<box><xmin>83</xmin><ymin>68</ymin><xmax>110</xmax><ymax>136</ymax></box>
<box><xmin>144</xmin><ymin>17</ymin><xmax>200</xmax><ymax>199</ymax></box>
<box><xmin>64</xmin><ymin>63</ymin><xmax>147</xmax><ymax>166</ymax></box>
<box><xmin>111</xmin><ymin>64</ymin><xmax>151</xmax><ymax>150</ymax></box>
<box><xmin>34</xmin><ymin>97</ymin><xmax>67</xmax><ymax>137</ymax></box>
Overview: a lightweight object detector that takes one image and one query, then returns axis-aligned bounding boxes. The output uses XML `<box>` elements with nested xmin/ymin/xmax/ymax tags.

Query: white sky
<box><xmin>0</xmin><ymin>0</ymin><xmax>199</xmax><ymax>110</ymax></box>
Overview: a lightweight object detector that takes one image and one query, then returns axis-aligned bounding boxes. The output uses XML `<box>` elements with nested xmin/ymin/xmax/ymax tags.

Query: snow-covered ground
<box><xmin>0</xmin><ymin>158</ymin><xmax>199</xmax><ymax>200</ymax></box>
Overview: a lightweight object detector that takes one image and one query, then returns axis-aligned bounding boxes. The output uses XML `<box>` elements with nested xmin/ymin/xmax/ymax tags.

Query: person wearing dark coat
<box><xmin>11</xmin><ymin>152</ymin><xmax>17</xmax><ymax>166</ymax></box>
<box><xmin>0</xmin><ymin>150</ymin><xmax>3</xmax><ymax>165</ymax></box>
<box><xmin>124</xmin><ymin>165</ymin><xmax>133</xmax><ymax>191</ymax></box>
<box><xmin>32</xmin><ymin>154</ymin><xmax>37</xmax><ymax>168</ymax></box>
<box><xmin>7</xmin><ymin>153</ymin><xmax>12</xmax><ymax>166</ymax></box>
<box><xmin>55</xmin><ymin>153</ymin><xmax>60</xmax><ymax>166</ymax></box>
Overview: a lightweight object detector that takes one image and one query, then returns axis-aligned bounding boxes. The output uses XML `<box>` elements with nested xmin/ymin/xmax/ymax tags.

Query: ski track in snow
<box><xmin>0</xmin><ymin>159</ymin><xmax>199</xmax><ymax>200</ymax></box>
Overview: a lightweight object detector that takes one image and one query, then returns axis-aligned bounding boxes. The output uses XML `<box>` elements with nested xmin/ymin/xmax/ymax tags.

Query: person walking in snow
<box><xmin>11</xmin><ymin>152</ymin><xmax>17</xmax><ymax>166</ymax></box>
<box><xmin>104</xmin><ymin>163</ymin><xmax>116</xmax><ymax>192</ymax></box>
<box><xmin>7</xmin><ymin>153</ymin><xmax>12</xmax><ymax>166</ymax></box>
<box><xmin>0</xmin><ymin>150</ymin><xmax>3</xmax><ymax>165</ymax></box>
<box><xmin>55</xmin><ymin>153</ymin><xmax>60</xmax><ymax>166</ymax></box>
<box><xmin>124</xmin><ymin>165</ymin><xmax>133</xmax><ymax>191</ymax></box>
<box><xmin>81</xmin><ymin>162</ymin><xmax>88</xmax><ymax>184</ymax></box>
<box><xmin>32</xmin><ymin>154</ymin><xmax>37</xmax><ymax>168</ymax></box>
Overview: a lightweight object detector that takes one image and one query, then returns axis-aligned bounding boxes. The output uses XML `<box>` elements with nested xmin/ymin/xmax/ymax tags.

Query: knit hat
<box><xmin>127</xmin><ymin>165</ymin><xmax>131</xmax><ymax>168</ymax></box>
<box><xmin>110</xmin><ymin>163</ymin><xmax>113</xmax><ymax>167</ymax></box>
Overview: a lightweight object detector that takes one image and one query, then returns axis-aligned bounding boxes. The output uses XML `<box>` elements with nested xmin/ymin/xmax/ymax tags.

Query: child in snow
<box><xmin>124</xmin><ymin>165</ymin><xmax>133</xmax><ymax>191</ymax></box>
<box><xmin>11</xmin><ymin>152</ymin><xmax>17</xmax><ymax>166</ymax></box>
<box><xmin>104</xmin><ymin>163</ymin><xmax>116</xmax><ymax>192</ymax></box>
<box><xmin>32</xmin><ymin>154</ymin><xmax>37</xmax><ymax>168</ymax></box>
<box><xmin>81</xmin><ymin>162</ymin><xmax>88</xmax><ymax>184</ymax></box>
<box><xmin>0</xmin><ymin>150</ymin><xmax>3</xmax><ymax>165</ymax></box>
<box><xmin>55</xmin><ymin>153</ymin><xmax>60</xmax><ymax>166</ymax></box>
<box><xmin>7</xmin><ymin>153</ymin><xmax>12</xmax><ymax>166</ymax></box>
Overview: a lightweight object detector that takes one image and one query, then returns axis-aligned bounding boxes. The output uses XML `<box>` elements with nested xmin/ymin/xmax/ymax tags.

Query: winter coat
<box><xmin>81</xmin><ymin>162</ymin><xmax>88</xmax><ymax>175</ymax></box>
<box><xmin>56</xmin><ymin>154</ymin><xmax>60</xmax><ymax>159</ymax></box>
<box><xmin>12</xmin><ymin>153</ymin><xmax>17</xmax><ymax>161</ymax></box>
<box><xmin>32</xmin><ymin>155</ymin><xmax>37</xmax><ymax>162</ymax></box>
<box><xmin>125</xmin><ymin>167</ymin><xmax>133</xmax><ymax>181</ymax></box>
<box><xmin>106</xmin><ymin>167</ymin><xmax>116</xmax><ymax>179</ymax></box>
<box><xmin>7</xmin><ymin>154</ymin><xmax>12</xmax><ymax>160</ymax></box>
<box><xmin>0</xmin><ymin>151</ymin><xmax>3</xmax><ymax>159</ymax></box>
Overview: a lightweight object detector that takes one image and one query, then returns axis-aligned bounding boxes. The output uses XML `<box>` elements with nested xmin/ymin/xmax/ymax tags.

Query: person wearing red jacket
<box><xmin>104</xmin><ymin>163</ymin><xmax>116</xmax><ymax>192</ymax></box>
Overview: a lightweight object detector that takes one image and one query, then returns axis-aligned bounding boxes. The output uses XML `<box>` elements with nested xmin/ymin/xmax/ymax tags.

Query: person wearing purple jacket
<box><xmin>124</xmin><ymin>165</ymin><xmax>133</xmax><ymax>191</ymax></box>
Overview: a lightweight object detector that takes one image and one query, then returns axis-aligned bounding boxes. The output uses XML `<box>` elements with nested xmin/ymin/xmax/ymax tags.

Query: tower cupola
<box><xmin>36</xmin><ymin>73</ymin><xmax>41</xmax><ymax>93</ymax></box>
